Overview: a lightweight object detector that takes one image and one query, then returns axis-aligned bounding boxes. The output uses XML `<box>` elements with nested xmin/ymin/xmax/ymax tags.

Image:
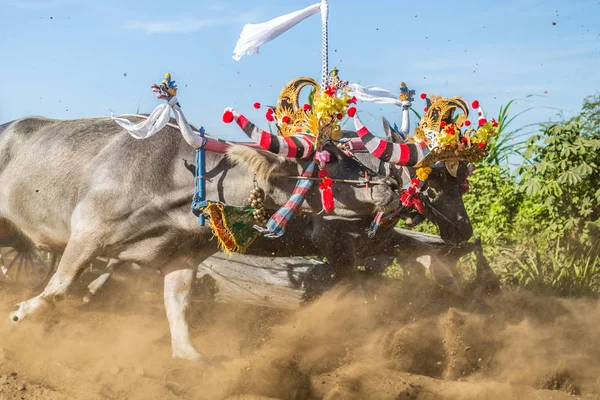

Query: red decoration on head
<box><xmin>336</xmin><ymin>113</ymin><xmax>343</xmax><ymax>120</ymax></box>
<box><xmin>464</xmin><ymin>120</ymin><xmax>471</xmax><ymax>127</ymax></box>
<box><xmin>472</xmin><ymin>100</ymin><xmax>480</xmax><ymax>109</ymax></box>
<box><xmin>325</xmin><ymin>85</ymin><xmax>337</xmax><ymax>97</ymax></box>
<box><xmin>303</xmin><ymin>103</ymin><xmax>311</xmax><ymax>111</ymax></box>
<box><xmin>440</xmin><ymin>121</ymin><xmax>447</xmax><ymax>128</ymax></box>
<box><xmin>266</xmin><ymin>112</ymin><xmax>274</xmax><ymax>122</ymax></box>
<box><xmin>282</xmin><ymin>115</ymin><xmax>291</xmax><ymax>124</ymax></box>
<box><xmin>420</xmin><ymin>93</ymin><xmax>427</xmax><ymax>99</ymax></box>
<box><xmin>222</xmin><ymin>110</ymin><xmax>234</xmax><ymax>123</ymax></box>
<box><xmin>253</xmin><ymin>102</ymin><xmax>261</xmax><ymax>109</ymax></box>
<box><xmin>347</xmin><ymin>107</ymin><xmax>357</xmax><ymax>117</ymax></box>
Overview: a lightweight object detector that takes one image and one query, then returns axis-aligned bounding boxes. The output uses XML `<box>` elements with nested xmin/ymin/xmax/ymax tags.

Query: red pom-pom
<box><xmin>266</xmin><ymin>112</ymin><xmax>274</xmax><ymax>122</ymax></box>
<box><xmin>303</xmin><ymin>103</ymin><xmax>311</xmax><ymax>111</ymax></box>
<box><xmin>461</xmin><ymin>137</ymin><xmax>468</xmax><ymax>143</ymax></box>
<box><xmin>318</xmin><ymin>169</ymin><xmax>329</xmax><ymax>178</ymax></box>
<box><xmin>440</xmin><ymin>121</ymin><xmax>447</xmax><ymax>128</ymax></box>
<box><xmin>464</xmin><ymin>120</ymin><xmax>471</xmax><ymax>127</ymax></box>
<box><xmin>411</xmin><ymin>178</ymin><xmax>420</xmax><ymax>186</ymax></box>
<box><xmin>478</xmin><ymin>142</ymin><xmax>485</xmax><ymax>149</ymax></box>
<box><xmin>424</xmin><ymin>107</ymin><xmax>428</xmax><ymax>112</ymax></box>
<box><xmin>336</xmin><ymin>113</ymin><xmax>343</xmax><ymax>120</ymax></box>
<box><xmin>282</xmin><ymin>115</ymin><xmax>291</xmax><ymax>124</ymax></box>
<box><xmin>222</xmin><ymin>110</ymin><xmax>234</xmax><ymax>124</ymax></box>
<box><xmin>347</xmin><ymin>96</ymin><xmax>358</xmax><ymax>104</ymax></box>
<box><xmin>253</xmin><ymin>102</ymin><xmax>261</xmax><ymax>109</ymax></box>
<box><xmin>472</xmin><ymin>100</ymin><xmax>480</xmax><ymax>109</ymax></box>
<box><xmin>420</xmin><ymin>93</ymin><xmax>427</xmax><ymax>99</ymax></box>
<box><xmin>347</xmin><ymin>107</ymin><xmax>357</xmax><ymax>117</ymax></box>
<box><xmin>267</xmin><ymin>107</ymin><xmax>274</xmax><ymax>115</ymax></box>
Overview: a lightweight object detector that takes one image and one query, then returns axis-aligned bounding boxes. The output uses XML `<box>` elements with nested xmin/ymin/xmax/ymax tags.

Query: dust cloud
<box><xmin>1</xmin><ymin>270</ymin><xmax>599</xmax><ymax>400</ymax></box>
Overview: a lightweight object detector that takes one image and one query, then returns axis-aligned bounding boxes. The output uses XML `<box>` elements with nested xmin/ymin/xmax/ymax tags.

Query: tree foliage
<box><xmin>459</xmin><ymin>92</ymin><xmax>600</xmax><ymax>296</ymax></box>
<box><xmin>515</xmin><ymin>94</ymin><xmax>600</xmax><ymax>243</ymax></box>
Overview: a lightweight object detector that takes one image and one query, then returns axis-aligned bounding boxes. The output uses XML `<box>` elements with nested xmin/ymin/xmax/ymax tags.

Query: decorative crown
<box><xmin>151</xmin><ymin>72</ymin><xmax>178</xmax><ymax>99</ymax></box>
<box><xmin>411</xmin><ymin>94</ymin><xmax>499</xmax><ymax>167</ymax></box>
<box><xmin>399</xmin><ymin>82</ymin><xmax>415</xmax><ymax>102</ymax></box>
<box><xmin>255</xmin><ymin>69</ymin><xmax>357</xmax><ymax>147</ymax></box>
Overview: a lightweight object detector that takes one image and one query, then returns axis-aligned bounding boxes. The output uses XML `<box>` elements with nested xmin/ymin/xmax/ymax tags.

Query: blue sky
<box><xmin>1</xmin><ymin>0</ymin><xmax>598</xmax><ymax>148</ymax></box>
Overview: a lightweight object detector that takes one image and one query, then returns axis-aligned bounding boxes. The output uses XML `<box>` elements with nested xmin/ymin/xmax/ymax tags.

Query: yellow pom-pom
<box><xmin>416</xmin><ymin>167</ymin><xmax>432</xmax><ymax>181</ymax></box>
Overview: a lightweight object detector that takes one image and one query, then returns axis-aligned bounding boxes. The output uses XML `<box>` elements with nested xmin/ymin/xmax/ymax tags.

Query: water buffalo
<box><xmin>0</xmin><ymin>112</ymin><xmax>399</xmax><ymax>362</ymax></box>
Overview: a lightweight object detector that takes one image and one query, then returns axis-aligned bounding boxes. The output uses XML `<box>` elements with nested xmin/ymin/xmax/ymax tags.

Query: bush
<box><xmin>469</xmin><ymin>93</ymin><xmax>600</xmax><ymax>296</ymax></box>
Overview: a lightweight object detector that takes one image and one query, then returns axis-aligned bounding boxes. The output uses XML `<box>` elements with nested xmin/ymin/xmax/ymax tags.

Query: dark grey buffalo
<box><xmin>0</xmin><ymin>114</ymin><xmax>398</xmax><ymax>362</ymax></box>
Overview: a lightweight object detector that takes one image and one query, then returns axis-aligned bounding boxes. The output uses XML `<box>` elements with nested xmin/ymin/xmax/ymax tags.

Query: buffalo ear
<box><xmin>382</xmin><ymin>117</ymin><xmax>406</xmax><ymax>144</ymax></box>
<box><xmin>445</xmin><ymin>161</ymin><xmax>459</xmax><ymax>178</ymax></box>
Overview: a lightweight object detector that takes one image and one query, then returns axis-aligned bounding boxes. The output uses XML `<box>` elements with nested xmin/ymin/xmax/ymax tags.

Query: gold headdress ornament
<box><xmin>267</xmin><ymin>68</ymin><xmax>355</xmax><ymax>150</ymax></box>
<box><xmin>410</xmin><ymin>94</ymin><xmax>499</xmax><ymax>168</ymax></box>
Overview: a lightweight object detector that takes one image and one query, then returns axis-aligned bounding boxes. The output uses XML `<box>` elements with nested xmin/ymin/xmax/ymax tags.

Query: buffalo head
<box><xmin>352</xmin><ymin>112</ymin><xmax>473</xmax><ymax>244</ymax></box>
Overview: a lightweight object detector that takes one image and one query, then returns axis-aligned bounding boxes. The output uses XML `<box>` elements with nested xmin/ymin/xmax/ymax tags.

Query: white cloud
<box><xmin>125</xmin><ymin>11</ymin><xmax>258</xmax><ymax>34</ymax></box>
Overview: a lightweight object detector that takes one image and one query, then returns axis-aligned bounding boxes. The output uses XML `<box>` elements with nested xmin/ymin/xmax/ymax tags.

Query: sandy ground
<box><xmin>1</xmin><ymin>268</ymin><xmax>599</xmax><ymax>400</ymax></box>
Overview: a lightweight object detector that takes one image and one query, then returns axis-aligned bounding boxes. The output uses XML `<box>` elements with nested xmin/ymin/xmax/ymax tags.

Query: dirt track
<box><xmin>1</xmin><ymin>270</ymin><xmax>599</xmax><ymax>400</ymax></box>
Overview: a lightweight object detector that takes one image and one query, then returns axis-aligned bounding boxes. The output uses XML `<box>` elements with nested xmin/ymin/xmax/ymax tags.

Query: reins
<box><xmin>271</xmin><ymin>174</ymin><xmax>389</xmax><ymax>185</ymax></box>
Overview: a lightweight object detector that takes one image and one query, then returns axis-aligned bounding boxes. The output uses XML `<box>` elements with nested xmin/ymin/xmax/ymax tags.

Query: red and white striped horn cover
<box><xmin>227</xmin><ymin>108</ymin><xmax>314</xmax><ymax>158</ymax></box>
<box><xmin>476</xmin><ymin>105</ymin><xmax>488</xmax><ymax>126</ymax></box>
<box><xmin>354</xmin><ymin>112</ymin><xmax>429</xmax><ymax>166</ymax></box>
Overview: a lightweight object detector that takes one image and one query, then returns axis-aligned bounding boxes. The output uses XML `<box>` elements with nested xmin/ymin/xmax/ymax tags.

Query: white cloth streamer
<box><xmin>111</xmin><ymin>97</ymin><xmax>178</xmax><ymax>139</ymax></box>
<box><xmin>346</xmin><ymin>83</ymin><xmax>405</xmax><ymax>107</ymax></box>
<box><xmin>232</xmin><ymin>2</ymin><xmax>322</xmax><ymax>61</ymax></box>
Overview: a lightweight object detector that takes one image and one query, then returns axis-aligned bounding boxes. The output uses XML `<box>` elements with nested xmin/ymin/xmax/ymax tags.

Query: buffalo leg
<box><xmin>10</xmin><ymin>234</ymin><xmax>98</xmax><ymax>323</ymax></box>
<box><xmin>82</xmin><ymin>258</ymin><xmax>123</xmax><ymax>303</ymax></box>
<box><xmin>161</xmin><ymin>259</ymin><xmax>204</xmax><ymax>363</ymax></box>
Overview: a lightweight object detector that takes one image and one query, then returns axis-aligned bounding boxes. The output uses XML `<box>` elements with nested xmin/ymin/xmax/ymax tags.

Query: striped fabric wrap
<box><xmin>255</xmin><ymin>160</ymin><xmax>317</xmax><ymax>238</ymax></box>
<box><xmin>230</xmin><ymin>109</ymin><xmax>314</xmax><ymax>158</ymax></box>
<box><xmin>353</xmin><ymin>113</ymin><xmax>429</xmax><ymax>166</ymax></box>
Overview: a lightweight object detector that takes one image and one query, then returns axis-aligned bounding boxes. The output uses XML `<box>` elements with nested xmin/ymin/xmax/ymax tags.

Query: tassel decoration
<box><xmin>319</xmin><ymin>176</ymin><xmax>334</xmax><ymax>213</ymax></box>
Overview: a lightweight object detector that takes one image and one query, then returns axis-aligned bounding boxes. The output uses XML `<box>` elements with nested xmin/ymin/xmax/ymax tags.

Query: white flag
<box><xmin>346</xmin><ymin>83</ymin><xmax>405</xmax><ymax>106</ymax></box>
<box><xmin>232</xmin><ymin>2</ymin><xmax>323</xmax><ymax>61</ymax></box>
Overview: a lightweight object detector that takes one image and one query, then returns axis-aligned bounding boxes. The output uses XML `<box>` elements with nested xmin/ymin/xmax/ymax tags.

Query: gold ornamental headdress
<box><xmin>270</xmin><ymin>67</ymin><xmax>354</xmax><ymax>146</ymax></box>
<box><xmin>411</xmin><ymin>94</ymin><xmax>499</xmax><ymax>167</ymax></box>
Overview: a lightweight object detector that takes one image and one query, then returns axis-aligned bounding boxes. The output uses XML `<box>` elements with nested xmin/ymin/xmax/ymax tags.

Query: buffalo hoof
<box><xmin>172</xmin><ymin>350</ymin><xmax>207</xmax><ymax>365</ymax></box>
<box><xmin>9</xmin><ymin>295</ymin><xmax>48</xmax><ymax>324</ymax></box>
